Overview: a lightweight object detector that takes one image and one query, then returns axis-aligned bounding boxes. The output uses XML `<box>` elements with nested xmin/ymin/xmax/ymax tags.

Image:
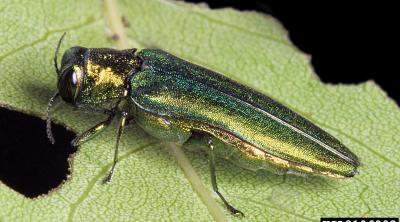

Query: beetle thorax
<box><xmin>75</xmin><ymin>48</ymin><xmax>141</xmax><ymax>110</ymax></box>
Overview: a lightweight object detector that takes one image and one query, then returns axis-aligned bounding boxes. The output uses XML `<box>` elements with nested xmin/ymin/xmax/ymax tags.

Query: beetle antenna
<box><xmin>47</xmin><ymin>32</ymin><xmax>66</xmax><ymax>144</ymax></box>
<box><xmin>54</xmin><ymin>32</ymin><xmax>66</xmax><ymax>74</ymax></box>
<box><xmin>46</xmin><ymin>92</ymin><xmax>60</xmax><ymax>144</ymax></box>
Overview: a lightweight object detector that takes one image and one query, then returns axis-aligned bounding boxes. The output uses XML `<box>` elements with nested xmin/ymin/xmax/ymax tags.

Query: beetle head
<box><xmin>57</xmin><ymin>46</ymin><xmax>87</xmax><ymax>105</ymax></box>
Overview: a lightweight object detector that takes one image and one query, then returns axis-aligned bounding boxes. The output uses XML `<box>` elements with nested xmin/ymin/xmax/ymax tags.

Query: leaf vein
<box><xmin>0</xmin><ymin>16</ymin><xmax>101</xmax><ymax>64</ymax></box>
<box><xmin>66</xmin><ymin>142</ymin><xmax>158</xmax><ymax>222</ymax></box>
<box><xmin>238</xmin><ymin>197</ymin><xmax>316</xmax><ymax>221</ymax></box>
<box><xmin>192</xmin><ymin>10</ymin><xmax>291</xmax><ymax>47</ymax></box>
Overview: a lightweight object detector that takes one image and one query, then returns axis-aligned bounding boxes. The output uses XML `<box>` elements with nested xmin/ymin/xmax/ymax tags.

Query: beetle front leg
<box><xmin>207</xmin><ymin>138</ymin><xmax>245</xmax><ymax>217</ymax></box>
<box><xmin>103</xmin><ymin>111</ymin><xmax>128</xmax><ymax>183</ymax></box>
<box><xmin>71</xmin><ymin>112</ymin><xmax>115</xmax><ymax>146</ymax></box>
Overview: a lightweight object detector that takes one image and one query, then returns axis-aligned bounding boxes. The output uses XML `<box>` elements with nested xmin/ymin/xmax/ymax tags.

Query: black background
<box><xmin>188</xmin><ymin>0</ymin><xmax>398</xmax><ymax>104</ymax></box>
<box><xmin>0</xmin><ymin>0</ymin><xmax>397</xmax><ymax>197</ymax></box>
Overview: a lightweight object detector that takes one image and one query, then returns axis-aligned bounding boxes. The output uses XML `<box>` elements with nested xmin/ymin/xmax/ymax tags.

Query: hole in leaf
<box><xmin>0</xmin><ymin>107</ymin><xmax>76</xmax><ymax>198</ymax></box>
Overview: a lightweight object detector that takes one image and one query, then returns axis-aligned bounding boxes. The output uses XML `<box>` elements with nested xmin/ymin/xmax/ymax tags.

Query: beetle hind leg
<box><xmin>207</xmin><ymin>138</ymin><xmax>245</xmax><ymax>217</ymax></box>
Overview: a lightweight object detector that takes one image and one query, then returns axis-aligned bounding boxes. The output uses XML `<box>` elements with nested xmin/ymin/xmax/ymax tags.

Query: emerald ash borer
<box><xmin>46</xmin><ymin>34</ymin><xmax>360</xmax><ymax>216</ymax></box>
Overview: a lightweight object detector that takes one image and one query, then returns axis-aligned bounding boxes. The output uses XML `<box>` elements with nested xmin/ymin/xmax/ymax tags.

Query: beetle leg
<box><xmin>207</xmin><ymin>138</ymin><xmax>245</xmax><ymax>217</ymax></box>
<box><xmin>71</xmin><ymin>112</ymin><xmax>115</xmax><ymax>146</ymax></box>
<box><xmin>103</xmin><ymin>111</ymin><xmax>128</xmax><ymax>183</ymax></box>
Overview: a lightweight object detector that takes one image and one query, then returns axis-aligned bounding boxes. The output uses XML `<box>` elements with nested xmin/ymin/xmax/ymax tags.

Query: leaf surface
<box><xmin>0</xmin><ymin>0</ymin><xmax>399</xmax><ymax>221</ymax></box>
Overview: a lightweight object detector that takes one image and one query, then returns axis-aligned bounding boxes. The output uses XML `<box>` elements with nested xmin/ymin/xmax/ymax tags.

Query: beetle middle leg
<box><xmin>103</xmin><ymin>111</ymin><xmax>128</xmax><ymax>183</ymax></box>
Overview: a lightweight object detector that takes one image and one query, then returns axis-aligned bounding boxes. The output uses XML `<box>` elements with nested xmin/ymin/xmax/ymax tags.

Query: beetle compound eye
<box><xmin>58</xmin><ymin>66</ymin><xmax>81</xmax><ymax>103</ymax></box>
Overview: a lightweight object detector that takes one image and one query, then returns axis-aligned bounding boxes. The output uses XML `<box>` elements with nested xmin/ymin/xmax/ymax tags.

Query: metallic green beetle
<box><xmin>46</xmin><ymin>35</ymin><xmax>360</xmax><ymax>216</ymax></box>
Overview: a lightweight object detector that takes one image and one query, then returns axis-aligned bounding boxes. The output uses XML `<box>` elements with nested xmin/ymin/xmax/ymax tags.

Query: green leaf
<box><xmin>0</xmin><ymin>0</ymin><xmax>399</xmax><ymax>221</ymax></box>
